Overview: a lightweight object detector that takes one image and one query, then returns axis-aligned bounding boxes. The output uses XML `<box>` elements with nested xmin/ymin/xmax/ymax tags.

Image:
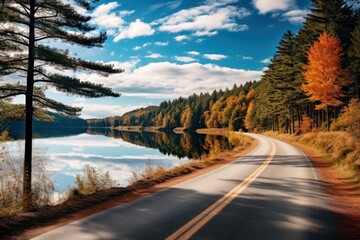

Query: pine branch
<box><xmin>0</xmin><ymin>92</ymin><xmax>25</xmax><ymax>99</ymax></box>
<box><xmin>35</xmin><ymin>73</ymin><xmax>121</xmax><ymax>98</ymax></box>
<box><xmin>33</xmin><ymin>94</ymin><xmax>82</xmax><ymax>116</ymax></box>
<box><xmin>35</xmin><ymin>45</ymin><xmax>124</xmax><ymax>74</ymax></box>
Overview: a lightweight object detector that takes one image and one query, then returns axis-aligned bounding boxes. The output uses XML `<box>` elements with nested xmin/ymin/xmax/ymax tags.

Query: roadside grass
<box><xmin>264</xmin><ymin>131</ymin><xmax>360</xmax><ymax>183</ymax></box>
<box><xmin>0</xmin><ymin>143</ymin><xmax>54</xmax><ymax>217</ymax></box>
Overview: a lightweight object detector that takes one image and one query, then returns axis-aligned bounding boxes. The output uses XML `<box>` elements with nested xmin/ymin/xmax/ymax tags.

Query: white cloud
<box><xmin>132</xmin><ymin>42</ymin><xmax>152</xmax><ymax>51</ymax></box>
<box><xmin>145</xmin><ymin>53</ymin><xmax>164</xmax><ymax>59</ymax></box>
<box><xmin>188</xmin><ymin>51</ymin><xmax>200</xmax><ymax>56</ymax></box>
<box><xmin>91</xmin><ymin>2</ymin><xmax>125</xmax><ymax>28</ymax></box>
<box><xmin>261</xmin><ymin>57</ymin><xmax>271</xmax><ymax>64</ymax></box>
<box><xmin>193</xmin><ymin>30</ymin><xmax>218</xmax><ymax>37</ymax></box>
<box><xmin>110</xmin><ymin>51</ymin><xmax>115</xmax><ymax>56</ymax></box>
<box><xmin>242</xmin><ymin>56</ymin><xmax>253</xmax><ymax>60</ymax></box>
<box><xmin>153</xmin><ymin>1</ymin><xmax>250</xmax><ymax>37</ymax></box>
<box><xmin>252</xmin><ymin>0</ymin><xmax>295</xmax><ymax>14</ymax></box>
<box><xmin>174</xmin><ymin>56</ymin><xmax>197</xmax><ymax>63</ymax></box>
<box><xmin>175</xmin><ymin>35</ymin><xmax>190</xmax><ymax>42</ymax></box>
<box><xmin>72</xmin><ymin>103</ymin><xmax>148</xmax><ymax>119</ymax></box>
<box><xmin>119</xmin><ymin>10</ymin><xmax>135</xmax><ymax>18</ymax></box>
<box><xmin>114</xmin><ymin>19</ymin><xmax>155</xmax><ymax>42</ymax></box>
<box><xmin>74</xmin><ymin>61</ymin><xmax>262</xmax><ymax>100</ymax></box>
<box><xmin>282</xmin><ymin>9</ymin><xmax>309</xmax><ymax>24</ymax></box>
<box><xmin>154</xmin><ymin>41</ymin><xmax>169</xmax><ymax>46</ymax></box>
<box><xmin>103</xmin><ymin>58</ymin><xmax>141</xmax><ymax>72</ymax></box>
<box><xmin>148</xmin><ymin>0</ymin><xmax>183</xmax><ymax>13</ymax></box>
<box><xmin>204</xmin><ymin>54</ymin><xmax>228</xmax><ymax>61</ymax></box>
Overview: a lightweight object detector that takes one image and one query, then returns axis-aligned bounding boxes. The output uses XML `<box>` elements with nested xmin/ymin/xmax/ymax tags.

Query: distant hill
<box><xmin>1</xmin><ymin>112</ymin><xmax>87</xmax><ymax>139</ymax></box>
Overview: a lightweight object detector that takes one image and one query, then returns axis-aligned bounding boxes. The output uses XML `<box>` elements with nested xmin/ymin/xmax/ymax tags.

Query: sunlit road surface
<box><xmin>33</xmin><ymin>133</ymin><xmax>339</xmax><ymax>240</ymax></box>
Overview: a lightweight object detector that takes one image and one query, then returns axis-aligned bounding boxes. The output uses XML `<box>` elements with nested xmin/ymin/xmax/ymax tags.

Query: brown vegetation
<box><xmin>115</xmin><ymin>126</ymin><xmax>143</xmax><ymax>132</ymax></box>
<box><xmin>196</xmin><ymin>128</ymin><xmax>230</xmax><ymax>136</ymax></box>
<box><xmin>0</xmin><ymin>144</ymin><xmax>54</xmax><ymax>217</ymax></box>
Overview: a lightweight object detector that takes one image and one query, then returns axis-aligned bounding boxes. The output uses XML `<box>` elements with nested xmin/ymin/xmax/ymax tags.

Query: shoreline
<box><xmin>1</xmin><ymin>132</ymin><xmax>257</xmax><ymax>239</ymax></box>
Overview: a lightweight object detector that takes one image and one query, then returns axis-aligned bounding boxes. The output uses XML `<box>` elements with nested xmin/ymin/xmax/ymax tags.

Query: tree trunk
<box><xmin>291</xmin><ymin>108</ymin><xmax>295</xmax><ymax>134</ymax></box>
<box><xmin>326</xmin><ymin>106</ymin><xmax>330</xmax><ymax>131</ymax></box>
<box><xmin>24</xmin><ymin>0</ymin><xmax>35</xmax><ymax>211</ymax></box>
<box><xmin>297</xmin><ymin>105</ymin><xmax>301</xmax><ymax>132</ymax></box>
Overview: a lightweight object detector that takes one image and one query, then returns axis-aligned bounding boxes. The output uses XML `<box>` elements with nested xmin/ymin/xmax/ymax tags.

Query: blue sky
<box><xmin>13</xmin><ymin>0</ymin><xmax>313</xmax><ymax>118</ymax></box>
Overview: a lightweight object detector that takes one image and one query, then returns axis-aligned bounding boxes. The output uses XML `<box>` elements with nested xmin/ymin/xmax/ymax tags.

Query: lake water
<box><xmin>3</xmin><ymin>128</ymin><xmax>233</xmax><ymax>195</ymax></box>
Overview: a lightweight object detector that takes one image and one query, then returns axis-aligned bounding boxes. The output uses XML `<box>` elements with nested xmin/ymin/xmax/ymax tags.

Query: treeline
<box><xmin>249</xmin><ymin>0</ymin><xmax>360</xmax><ymax>133</ymax></box>
<box><xmin>87</xmin><ymin>81</ymin><xmax>258</xmax><ymax>131</ymax></box>
<box><xmin>89</xmin><ymin>0</ymin><xmax>360</xmax><ymax>134</ymax></box>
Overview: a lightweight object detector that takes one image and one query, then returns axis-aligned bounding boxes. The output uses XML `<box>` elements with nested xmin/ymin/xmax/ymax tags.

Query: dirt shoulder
<box><xmin>270</xmin><ymin>136</ymin><xmax>360</xmax><ymax>240</ymax></box>
<box><xmin>2</xmin><ymin>137</ymin><xmax>258</xmax><ymax>240</ymax></box>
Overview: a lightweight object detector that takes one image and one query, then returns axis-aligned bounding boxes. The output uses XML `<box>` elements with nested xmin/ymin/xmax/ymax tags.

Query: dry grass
<box><xmin>264</xmin><ymin>131</ymin><xmax>360</xmax><ymax>182</ymax></box>
<box><xmin>0</xmin><ymin>143</ymin><xmax>54</xmax><ymax>217</ymax></box>
<box><xmin>65</xmin><ymin>165</ymin><xmax>117</xmax><ymax>201</ymax></box>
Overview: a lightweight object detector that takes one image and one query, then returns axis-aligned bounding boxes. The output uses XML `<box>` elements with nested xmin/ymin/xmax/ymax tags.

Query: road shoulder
<box><xmin>268</xmin><ymin>136</ymin><xmax>360</xmax><ymax>240</ymax></box>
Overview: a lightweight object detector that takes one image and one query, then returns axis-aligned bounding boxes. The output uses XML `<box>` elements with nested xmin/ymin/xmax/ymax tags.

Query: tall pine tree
<box><xmin>0</xmin><ymin>0</ymin><xmax>123</xmax><ymax>210</ymax></box>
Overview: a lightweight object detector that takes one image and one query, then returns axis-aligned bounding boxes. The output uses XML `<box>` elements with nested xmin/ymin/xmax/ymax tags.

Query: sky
<box><xmin>12</xmin><ymin>0</ymin><xmax>313</xmax><ymax>119</ymax></box>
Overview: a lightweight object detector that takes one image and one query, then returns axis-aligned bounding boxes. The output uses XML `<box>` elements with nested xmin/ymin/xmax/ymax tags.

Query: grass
<box><xmin>0</xmin><ymin>143</ymin><xmax>54</xmax><ymax>217</ymax></box>
<box><xmin>264</xmin><ymin>131</ymin><xmax>360</xmax><ymax>183</ymax></box>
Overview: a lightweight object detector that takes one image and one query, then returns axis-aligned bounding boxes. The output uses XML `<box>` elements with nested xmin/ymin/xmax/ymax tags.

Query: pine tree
<box><xmin>0</xmin><ymin>0</ymin><xmax>122</xmax><ymax>209</ymax></box>
<box><xmin>301</xmin><ymin>32</ymin><xmax>351</xmax><ymax>130</ymax></box>
<box><xmin>348</xmin><ymin>14</ymin><xmax>360</xmax><ymax>98</ymax></box>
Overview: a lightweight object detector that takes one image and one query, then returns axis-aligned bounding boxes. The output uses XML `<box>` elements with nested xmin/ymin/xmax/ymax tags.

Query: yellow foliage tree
<box><xmin>245</xmin><ymin>100</ymin><xmax>255</xmax><ymax>131</ymax></box>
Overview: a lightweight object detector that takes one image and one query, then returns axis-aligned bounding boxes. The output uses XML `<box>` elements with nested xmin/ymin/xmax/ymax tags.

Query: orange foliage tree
<box><xmin>301</xmin><ymin>32</ymin><xmax>351</xmax><ymax>130</ymax></box>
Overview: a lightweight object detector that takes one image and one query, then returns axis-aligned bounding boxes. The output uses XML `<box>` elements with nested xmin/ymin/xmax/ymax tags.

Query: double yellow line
<box><xmin>166</xmin><ymin>140</ymin><xmax>276</xmax><ymax>240</ymax></box>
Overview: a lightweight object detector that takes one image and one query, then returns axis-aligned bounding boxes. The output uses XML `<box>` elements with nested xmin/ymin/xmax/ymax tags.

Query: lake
<box><xmin>3</xmin><ymin>128</ymin><xmax>234</xmax><ymax>196</ymax></box>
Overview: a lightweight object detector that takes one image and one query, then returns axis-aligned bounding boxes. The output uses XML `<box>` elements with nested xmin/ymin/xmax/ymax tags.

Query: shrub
<box><xmin>71</xmin><ymin>164</ymin><xmax>116</xmax><ymax>196</ymax></box>
<box><xmin>332</xmin><ymin>99</ymin><xmax>360</xmax><ymax>139</ymax></box>
<box><xmin>0</xmin><ymin>143</ymin><xmax>54</xmax><ymax>216</ymax></box>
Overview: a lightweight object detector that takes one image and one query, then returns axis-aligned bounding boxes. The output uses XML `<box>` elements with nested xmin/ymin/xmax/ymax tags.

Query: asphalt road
<box><xmin>32</xmin><ymin>133</ymin><xmax>339</xmax><ymax>240</ymax></box>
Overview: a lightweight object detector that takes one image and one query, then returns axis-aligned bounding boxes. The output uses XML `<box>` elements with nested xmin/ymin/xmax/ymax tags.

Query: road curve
<box><xmin>32</xmin><ymin>133</ymin><xmax>339</xmax><ymax>240</ymax></box>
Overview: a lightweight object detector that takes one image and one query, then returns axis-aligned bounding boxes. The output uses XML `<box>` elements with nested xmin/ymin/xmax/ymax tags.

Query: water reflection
<box><xmin>6</xmin><ymin>128</ymin><xmax>234</xmax><ymax>194</ymax></box>
<box><xmin>87</xmin><ymin>128</ymin><xmax>233</xmax><ymax>160</ymax></box>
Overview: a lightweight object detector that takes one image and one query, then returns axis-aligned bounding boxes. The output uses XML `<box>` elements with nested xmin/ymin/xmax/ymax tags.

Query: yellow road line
<box><xmin>166</xmin><ymin>140</ymin><xmax>276</xmax><ymax>240</ymax></box>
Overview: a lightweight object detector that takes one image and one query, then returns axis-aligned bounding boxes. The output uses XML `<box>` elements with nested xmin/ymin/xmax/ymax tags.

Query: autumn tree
<box><xmin>301</xmin><ymin>32</ymin><xmax>351</xmax><ymax>130</ymax></box>
<box><xmin>245</xmin><ymin>100</ymin><xmax>255</xmax><ymax>131</ymax></box>
<box><xmin>0</xmin><ymin>0</ymin><xmax>122</xmax><ymax>209</ymax></box>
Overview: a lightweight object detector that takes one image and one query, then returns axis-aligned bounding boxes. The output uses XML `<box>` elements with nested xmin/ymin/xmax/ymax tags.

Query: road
<box><xmin>32</xmin><ymin>133</ymin><xmax>339</xmax><ymax>240</ymax></box>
